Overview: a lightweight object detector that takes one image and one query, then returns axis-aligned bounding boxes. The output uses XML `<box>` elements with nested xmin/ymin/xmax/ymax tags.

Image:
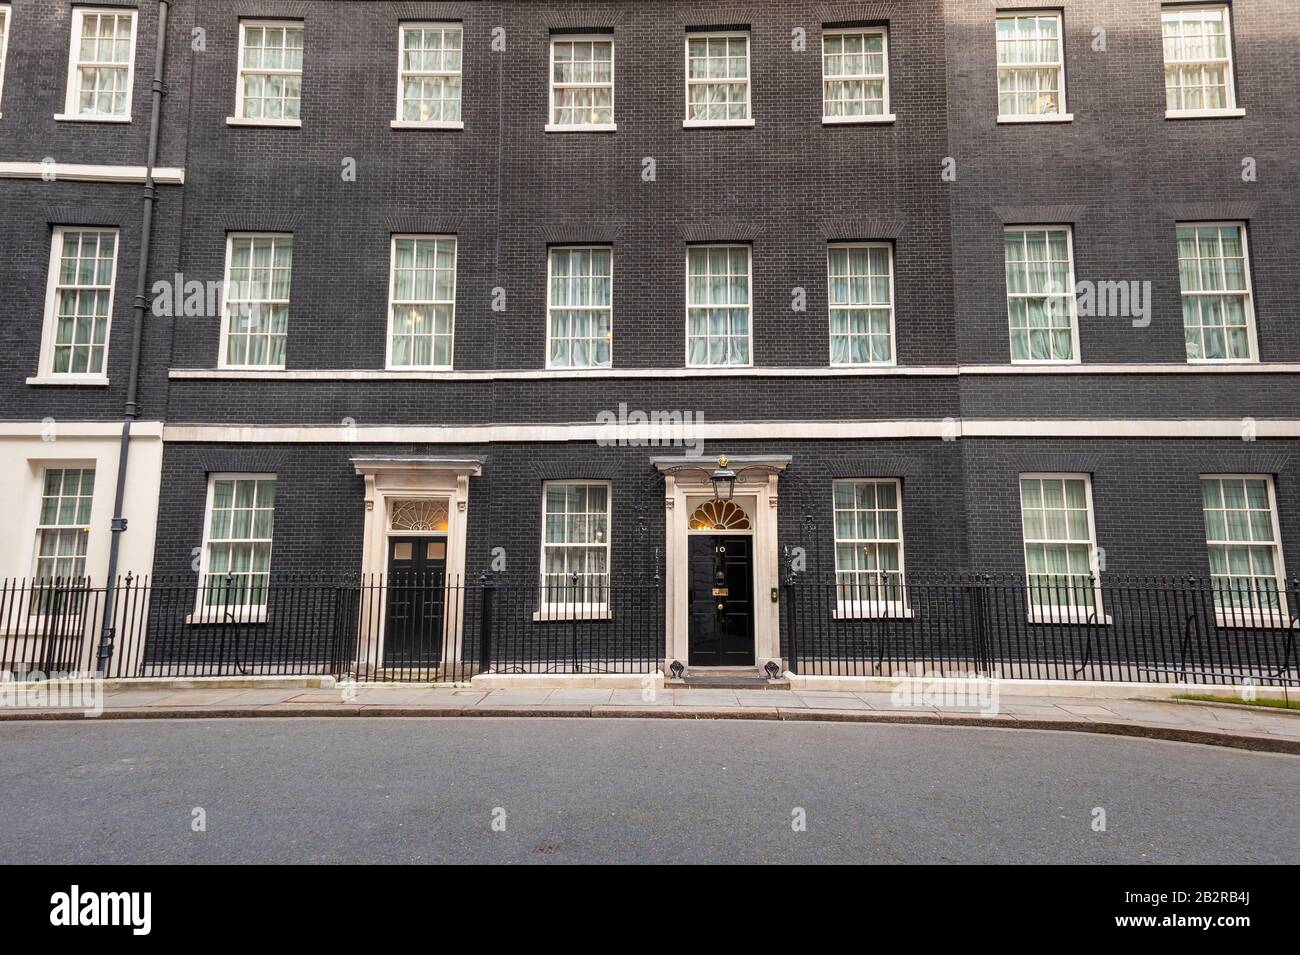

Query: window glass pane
<box><xmin>1201</xmin><ymin>476</ymin><xmax>1283</xmax><ymax>615</ymax></box>
<box><xmin>1177</xmin><ymin>223</ymin><xmax>1252</xmax><ymax>361</ymax></box>
<box><xmin>541</xmin><ymin>483</ymin><xmax>611</xmax><ymax>604</ymax></box>
<box><xmin>239</xmin><ymin>22</ymin><xmax>304</xmax><ymax>119</ymax></box>
<box><xmin>49</xmin><ymin>230</ymin><xmax>116</xmax><ymax>376</ymax></box>
<box><xmin>833</xmin><ymin>479</ymin><xmax>904</xmax><ymax>603</ymax></box>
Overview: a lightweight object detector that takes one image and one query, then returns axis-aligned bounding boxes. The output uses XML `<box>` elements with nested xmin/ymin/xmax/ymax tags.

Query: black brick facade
<box><xmin>1</xmin><ymin>1</ymin><xmax>1297</xmax><ymax>611</ymax></box>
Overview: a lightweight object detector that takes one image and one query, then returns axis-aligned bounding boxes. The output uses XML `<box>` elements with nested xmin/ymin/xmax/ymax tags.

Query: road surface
<box><xmin>1</xmin><ymin>717</ymin><xmax>1294</xmax><ymax>863</ymax></box>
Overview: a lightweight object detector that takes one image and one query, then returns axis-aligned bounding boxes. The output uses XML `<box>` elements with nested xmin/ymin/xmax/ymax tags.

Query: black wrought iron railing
<box><xmin>782</xmin><ymin>574</ymin><xmax>1300</xmax><ymax>686</ymax></box>
<box><xmin>0</xmin><ymin>573</ymin><xmax>664</xmax><ymax>683</ymax></box>
<box><xmin>4</xmin><ymin>572</ymin><xmax>1296</xmax><ymax>686</ymax></box>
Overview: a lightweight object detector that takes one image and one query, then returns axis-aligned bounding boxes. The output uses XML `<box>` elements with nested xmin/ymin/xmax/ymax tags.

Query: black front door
<box><xmin>384</xmin><ymin>536</ymin><xmax>447</xmax><ymax>666</ymax></box>
<box><xmin>688</xmin><ymin>534</ymin><xmax>755</xmax><ymax>666</ymax></box>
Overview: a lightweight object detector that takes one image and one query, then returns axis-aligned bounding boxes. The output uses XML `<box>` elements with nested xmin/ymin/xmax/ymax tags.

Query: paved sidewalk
<box><xmin>2</xmin><ymin>683</ymin><xmax>1298</xmax><ymax>753</ymax></box>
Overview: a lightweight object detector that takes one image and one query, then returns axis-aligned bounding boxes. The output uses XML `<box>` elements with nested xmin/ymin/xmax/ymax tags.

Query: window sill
<box><xmin>682</xmin><ymin>118</ymin><xmax>755</xmax><ymax>129</ymax></box>
<box><xmin>832</xmin><ymin>604</ymin><xmax>913</xmax><ymax>620</ymax></box>
<box><xmin>1027</xmin><ymin>609</ymin><xmax>1112</xmax><ymax>626</ymax></box>
<box><xmin>1214</xmin><ymin>611</ymin><xmax>1297</xmax><ymax>630</ymax></box>
<box><xmin>533</xmin><ymin>608</ymin><xmax>612</xmax><ymax>622</ymax></box>
<box><xmin>997</xmin><ymin>113</ymin><xmax>1073</xmax><ymax>124</ymax></box>
<box><xmin>685</xmin><ymin>362</ymin><xmax>755</xmax><ymax>371</ymax></box>
<box><xmin>219</xmin><ymin>364</ymin><xmax>287</xmax><ymax>372</ymax></box>
<box><xmin>385</xmin><ymin>363</ymin><xmax>455</xmax><ymax>373</ymax></box>
<box><xmin>54</xmin><ymin>113</ymin><xmax>132</xmax><ymax>124</ymax></box>
<box><xmin>186</xmin><ymin>608</ymin><xmax>268</xmax><ymax>625</ymax></box>
<box><xmin>26</xmin><ymin>375</ymin><xmax>109</xmax><ymax>387</ymax></box>
<box><xmin>544</xmin><ymin>123</ymin><xmax>617</xmax><ymax>133</ymax></box>
<box><xmin>1186</xmin><ymin>357</ymin><xmax>1258</xmax><ymax>366</ymax></box>
<box><xmin>226</xmin><ymin>117</ymin><xmax>302</xmax><ymax>128</ymax></box>
<box><xmin>1166</xmin><ymin>108</ymin><xmax>1245</xmax><ymax>120</ymax></box>
<box><xmin>822</xmin><ymin>113</ymin><xmax>896</xmax><ymax>125</ymax></box>
<box><xmin>390</xmin><ymin>119</ymin><xmax>464</xmax><ymax>130</ymax></box>
<box><xmin>1009</xmin><ymin>359</ymin><xmax>1082</xmax><ymax>367</ymax></box>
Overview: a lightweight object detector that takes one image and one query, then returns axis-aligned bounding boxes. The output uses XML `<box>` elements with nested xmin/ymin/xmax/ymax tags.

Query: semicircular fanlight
<box><xmin>390</xmin><ymin>499</ymin><xmax>450</xmax><ymax>532</ymax></box>
<box><xmin>689</xmin><ymin>499</ymin><xmax>751</xmax><ymax>531</ymax></box>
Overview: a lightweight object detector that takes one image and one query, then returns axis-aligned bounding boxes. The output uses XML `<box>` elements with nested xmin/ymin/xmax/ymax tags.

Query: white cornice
<box><xmin>0</xmin><ymin>162</ymin><xmax>185</xmax><ymax>185</ymax></box>
<box><xmin>167</xmin><ymin>362</ymin><xmax>1300</xmax><ymax>382</ymax></box>
<box><xmin>160</xmin><ymin>419</ymin><xmax>1300</xmax><ymax>444</ymax></box>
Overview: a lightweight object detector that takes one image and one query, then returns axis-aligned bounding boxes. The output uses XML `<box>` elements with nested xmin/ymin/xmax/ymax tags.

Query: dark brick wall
<box><xmin>153</xmin><ymin>435</ymin><xmax>1299</xmax><ymax>586</ymax></box>
<box><xmin>0</xmin><ymin>0</ymin><xmax>193</xmax><ymax>422</ymax></box>
<box><xmin>0</xmin><ymin>0</ymin><xmax>193</xmax><ymax>168</ymax></box>
<box><xmin>165</xmin><ymin>0</ymin><xmax>956</xmax><ymax>396</ymax></box>
<box><xmin>0</xmin><ymin>179</ymin><xmax>183</xmax><ymax>421</ymax></box>
<box><xmin>946</xmin><ymin>0</ymin><xmax>1300</xmax><ymax>367</ymax></box>
<box><xmin>152</xmin><ymin>436</ymin><xmax>971</xmax><ymax>582</ymax></box>
<box><xmin>960</xmin><ymin>437</ymin><xmax>1300</xmax><ymax>583</ymax></box>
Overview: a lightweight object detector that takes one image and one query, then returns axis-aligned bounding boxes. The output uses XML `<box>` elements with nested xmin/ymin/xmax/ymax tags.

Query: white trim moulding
<box><xmin>0</xmin><ymin>161</ymin><xmax>185</xmax><ymax>184</ymax></box>
<box><xmin>161</xmin><ymin>419</ymin><xmax>1300</xmax><ymax>445</ymax></box>
<box><xmin>167</xmin><ymin>363</ymin><xmax>1300</xmax><ymax>381</ymax></box>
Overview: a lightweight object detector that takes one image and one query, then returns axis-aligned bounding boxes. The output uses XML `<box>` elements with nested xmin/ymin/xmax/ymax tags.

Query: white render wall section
<box><xmin>0</xmin><ymin>423</ymin><xmax>164</xmax><ymax>582</ymax></box>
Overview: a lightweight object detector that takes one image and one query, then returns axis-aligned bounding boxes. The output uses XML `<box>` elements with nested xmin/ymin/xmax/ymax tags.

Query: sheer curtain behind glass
<box><xmin>687</xmin><ymin>246</ymin><xmax>750</xmax><ymax>366</ymax></box>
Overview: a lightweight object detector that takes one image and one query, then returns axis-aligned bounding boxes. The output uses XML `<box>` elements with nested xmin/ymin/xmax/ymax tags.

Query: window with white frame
<box><xmin>1004</xmin><ymin>226</ymin><xmax>1078</xmax><ymax>363</ymax></box>
<box><xmin>540</xmin><ymin>482</ymin><xmax>609</xmax><ymax>610</ymax></box>
<box><xmin>0</xmin><ymin>6</ymin><xmax>11</xmax><ymax>114</ymax></box>
<box><xmin>1177</xmin><ymin>223</ymin><xmax>1255</xmax><ymax>362</ymax></box>
<box><xmin>995</xmin><ymin>11</ymin><xmax>1067</xmax><ymax>119</ymax></box>
<box><xmin>233</xmin><ymin>20</ymin><xmax>303</xmax><ymax>123</ymax></box>
<box><xmin>548</xmin><ymin>247</ymin><xmax>612</xmax><ymax>368</ymax></box>
<box><xmin>1162</xmin><ymin>4</ymin><xmax>1238</xmax><ymax>114</ymax></box>
<box><xmin>1019</xmin><ymin>475</ymin><xmax>1101</xmax><ymax>617</ymax></box>
<box><xmin>549</xmin><ymin>36</ymin><xmax>614</xmax><ymax>129</ymax></box>
<box><xmin>40</xmin><ymin>228</ymin><xmax>118</xmax><ymax>379</ymax></box>
<box><xmin>61</xmin><ymin>7</ymin><xmax>137</xmax><ymax>120</ymax></box>
<box><xmin>833</xmin><ymin>479</ymin><xmax>905</xmax><ymax>613</ymax></box>
<box><xmin>828</xmin><ymin>243</ymin><xmax>894</xmax><ymax>365</ymax></box>
<box><xmin>388</xmin><ymin>235</ymin><xmax>456</xmax><ymax>369</ymax></box>
<box><xmin>684</xmin><ymin>32</ymin><xmax>750</xmax><ymax>125</ymax></box>
<box><xmin>822</xmin><ymin>28</ymin><xmax>889</xmax><ymax>121</ymax></box>
<box><xmin>221</xmin><ymin>234</ymin><xmax>292</xmax><ymax>369</ymax></box>
<box><xmin>1201</xmin><ymin>476</ymin><xmax>1288</xmax><ymax>624</ymax></box>
<box><xmin>33</xmin><ymin>467</ymin><xmax>95</xmax><ymax>583</ymax></box>
<box><xmin>198</xmin><ymin>475</ymin><xmax>276</xmax><ymax>612</ymax></box>
<box><xmin>396</xmin><ymin>22</ymin><xmax>462</xmax><ymax>125</ymax></box>
<box><xmin>686</xmin><ymin>245</ymin><xmax>751</xmax><ymax>367</ymax></box>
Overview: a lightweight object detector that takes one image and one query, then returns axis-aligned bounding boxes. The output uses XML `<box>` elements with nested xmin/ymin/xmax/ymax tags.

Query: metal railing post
<box><xmin>477</xmin><ymin>574</ymin><xmax>496</xmax><ymax>674</ymax></box>
<box><xmin>783</xmin><ymin>579</ymin><xmax>798</xmax><ymax>674</ymax></box>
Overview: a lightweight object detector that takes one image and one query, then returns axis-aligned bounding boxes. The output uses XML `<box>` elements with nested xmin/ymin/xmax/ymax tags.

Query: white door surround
<box><xmin>654</xmin><ymin>454</ymin><xmax>791</xmax><ymax>673</ymax></box>
<box><xmin>352</xmin><ymin>456</ymin><xmax>482</xmax><ymax>670</ymax></box>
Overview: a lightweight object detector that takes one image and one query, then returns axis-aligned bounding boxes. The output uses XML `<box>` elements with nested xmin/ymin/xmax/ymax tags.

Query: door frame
<box><xmin>353</xmin><ymin>457</ymin><xmax>482</xmax><ymax>672</ymax></box>
<box><xmin>655</xmin><ymin>454</ymin><xmax>789</xmax><ymax>673</ymax></box>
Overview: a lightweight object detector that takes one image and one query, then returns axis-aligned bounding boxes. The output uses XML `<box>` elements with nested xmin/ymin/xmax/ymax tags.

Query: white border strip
<box><xmin>0</xmin><ymin>421</ymin><xmax>164</xmax><ymax>439</ymax></box>
<box><xmin>0</xmin><ymin>162</ymin><xmax>185</xmax><ymax>185</ymax></box>
<box><xmin>168</xmin><ymin>365</ymin><xmax>958</xmax><ymax>381</ymax></box>
<box><xmin>959</xmin><ymin>363</ymin><xmax>1300</xmax><ymax>375</ymax></box>
<box><xmin>160</xmin><ymin>419</ymin><xmax>1300</xmax><ymax>444</ymax></box>
<box><xmin>168</xmin><ymin>363</ymin><xmax>1300</xmax><ymax>382</ymax></box>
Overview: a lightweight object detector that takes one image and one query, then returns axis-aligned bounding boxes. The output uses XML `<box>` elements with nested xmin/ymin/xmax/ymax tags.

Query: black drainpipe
<box><xmin>96</xmin><ymin>0</ymin><xmax>170</xmax><ymax>674</ymax></box>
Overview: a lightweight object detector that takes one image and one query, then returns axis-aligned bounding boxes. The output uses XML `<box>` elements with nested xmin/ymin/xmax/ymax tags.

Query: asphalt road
<box><xmin>1</xmin><ymin>718</ymin><xmax>1295</xmax><ymax>864</ymax></box>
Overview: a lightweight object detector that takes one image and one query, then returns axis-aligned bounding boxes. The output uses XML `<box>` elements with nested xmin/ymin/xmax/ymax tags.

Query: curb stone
<box><xmin>0</xmin><ymin>705</ymin><xmax>1294</xmax><ymax>754</ymax></box>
